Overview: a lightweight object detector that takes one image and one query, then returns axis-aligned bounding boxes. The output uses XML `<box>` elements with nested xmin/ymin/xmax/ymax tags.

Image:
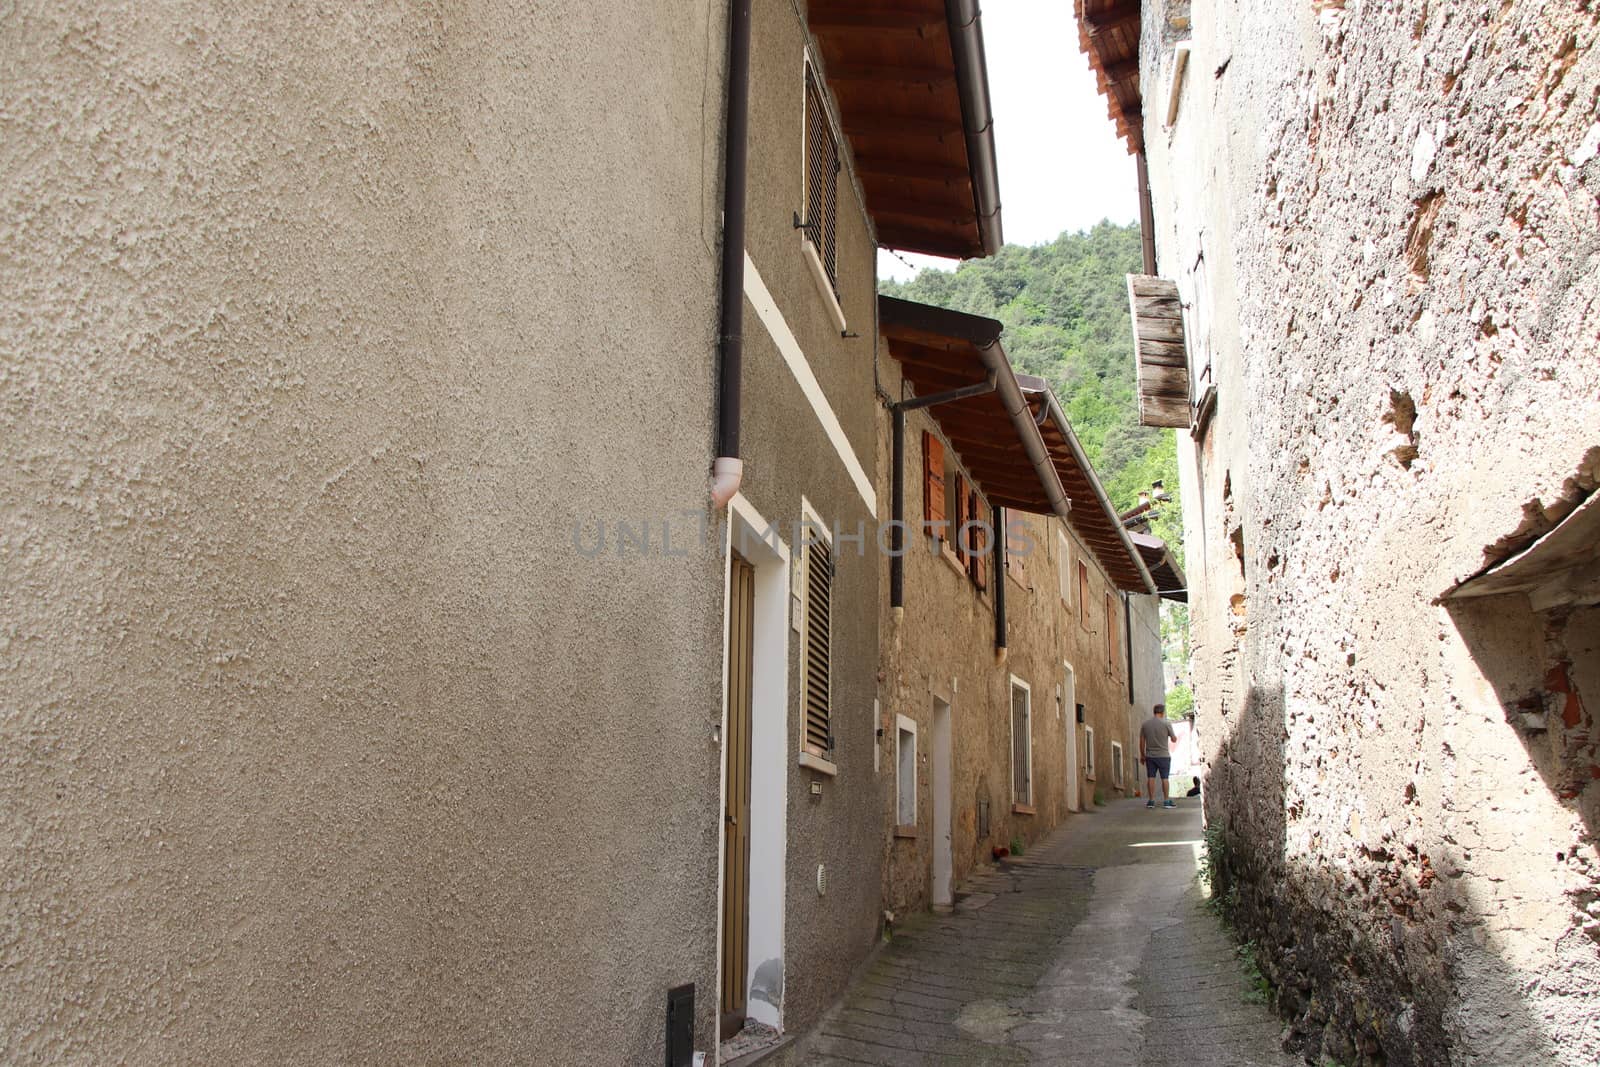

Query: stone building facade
<box><xmin>872</xmin><ymin>297</ymin><xmax>1168</xmax><ymax>919</ymax></box>
<box><xmin>1083</xmin><ymin>1</ymin><xmax>1600</xmax><ymax>1064</ymax></box>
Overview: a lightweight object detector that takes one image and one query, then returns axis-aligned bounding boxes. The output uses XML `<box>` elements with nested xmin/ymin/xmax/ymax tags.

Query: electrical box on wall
<box><xmin>1076</xmin><ymin>703</ymin><xmax>1085</xmax><ymax>724</ymax></box>
<box><xmin>665</xmin><ymin>984</ymin><xmax>694</xmax><ymax>1067</ymax></box>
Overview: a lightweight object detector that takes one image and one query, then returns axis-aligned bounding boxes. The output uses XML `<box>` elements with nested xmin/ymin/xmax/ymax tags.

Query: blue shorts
<box><xmin>1145</xmin><ymin>756</ymin><xmax>1171</xmax><ymax>780</ymax></box>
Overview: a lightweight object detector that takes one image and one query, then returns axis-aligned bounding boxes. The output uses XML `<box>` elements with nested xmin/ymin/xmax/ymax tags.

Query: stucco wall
<box><xmin>736</xmin><ymin>0</ymin><xmax>886</xmax><ymax>1037</ymax></box>
<box><xmin>2</xmin><ymin>3</ymin><xmax>731</xmax><ymax>1063</ymax></box>
<box><xmin>1143</xmin><ymin>1</ymin><xmax>1600</xmax><ymax>1063</ymax></box>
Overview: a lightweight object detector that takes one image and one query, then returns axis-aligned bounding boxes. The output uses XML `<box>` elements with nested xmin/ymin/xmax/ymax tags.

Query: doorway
<box><xmin>1063</xmin><ymin>662</ymin><xmax>1080</xmax><ymax>812</ymax></box>
<box><xmin>931</xmin><ymin>697</ymin><xmax>953</xmax><ymax>909</ymax></box>
<box><xmin>719</xmin><ymin>494</ymin><xmax>790</xmax><ymax>1035</ymax></box>
<box><xmin>720</xmin><ymin>553</ymin><xmax>755</xmax><ymax>1038</ymax></box>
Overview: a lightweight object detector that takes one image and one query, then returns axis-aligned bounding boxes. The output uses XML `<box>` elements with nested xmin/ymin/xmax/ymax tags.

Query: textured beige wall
<box><xmin>2</xmin><ymin>2</ymin><xmax>730</xmax><ymax>1062</ymax></box>
<box><xmin>736</xmin><ymin>0</ymin><xmax>888</xmax><ymax>1036</ymax></box>
<box><xmin>1146</xmin><ymin>0</ymin><xmax>1600</xmax><ymax>1063</ymax></box>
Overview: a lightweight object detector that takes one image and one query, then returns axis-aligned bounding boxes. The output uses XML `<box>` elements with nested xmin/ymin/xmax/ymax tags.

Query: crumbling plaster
<box><xmin>1144</xmin><ymin>0</ymin><xmax>1600</xmax><ymax>1063</ymax></box>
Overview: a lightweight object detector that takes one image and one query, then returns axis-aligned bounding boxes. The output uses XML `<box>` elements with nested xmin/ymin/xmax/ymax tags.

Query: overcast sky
<box><xmin>877</xmin><ymin>0</ymin><xmax>1139</xmax><ymax>282</ymax></box>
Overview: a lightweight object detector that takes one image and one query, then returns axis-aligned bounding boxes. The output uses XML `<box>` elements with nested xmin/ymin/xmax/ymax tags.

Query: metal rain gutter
<box><xmin>973</xmin><ymin>339</ymin><xmax>1072</xmax><ymax>528</ymax></box>
<box><xmin>1039</xmin><ymin>388</ymin><xmax>1159</xmax><ymax>595</ymax></box>
<box><xmin>945</xmin><ymin>0</ymin><xmax>1003</xmax><ymax>256</ymax></box>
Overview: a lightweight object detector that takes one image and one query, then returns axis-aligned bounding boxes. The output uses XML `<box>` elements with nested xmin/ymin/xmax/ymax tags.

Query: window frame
<box><xmin>800</xmin><ymin>57</ymin><xmax>846</xmax><ymax>332</ymax></box>
<box><xmin>1078</xmin><ymin>561</ymin><xmax>1092</xmax><ymax>630</ymax></box>
<box><xmin>895</xmin><ymin>713</ymin><xmax>918</xmax><ymax>833</ymax></box>
<box><xmin>1056</xmin><ymin>530</ymin><xmax>1071</xmax><ymax>607</ymax></box>
<box><xmin>1111</xmin><ymin>741</ymin><xmax>1125</xmax><ymax>789</ymax></box>
<box><xmin>1083</xmin><ymin>724</ymin><xmax>1097</xmax><ymax>781</ymax></box>
<box><xmin>1009</xmin><ymin>675</ymin><xmax>1034</xmax><ymax>812</ymax></box>
<box><xmin>797</xmin><ymin>499</ymin><xmax>837</xmax><ymax>774</ymax></box>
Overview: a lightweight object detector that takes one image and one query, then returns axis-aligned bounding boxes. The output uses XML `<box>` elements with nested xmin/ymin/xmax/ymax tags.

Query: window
<box><xmin>965</xmin><ymin>484</ymin><xmax>988</xmax><ymax>591</ymax></box>
<box><xmin>800</xmin><ymin>521</ymin><xmax>834</xmax><ymax>762</ymax></box>
<box><xmin>1010</xmin><ymin>678</ymin><xmax>1032</xmax><ymax>810</ymax></box>
<box><xmin>895</xmin><ymin>715</ymin><xmax>917</xmax><ymax>830</ymax></box>
<box><xmin>1111</xmin><ymin>741</ymin><xmax>1125</xmax><ymax>789</ymax></box>
<box><xmin>1084</xmin><ymin>725</ymin><xmax>1096</xmax><ymax>780</ymax></box>
<box><xmin>802</xmin><ymin>64</ymin><xmax>842</xmax><ymax>306</ymax></box>
<box><xmin>1057</xmin><ymin>531</ymin><xmax>1071</xmax><ymax>606</ymax></box>
<box><xmin>1078</xmin><ymin>561</ymin><xmax>1091</xmax><ymax>629</ymax></box>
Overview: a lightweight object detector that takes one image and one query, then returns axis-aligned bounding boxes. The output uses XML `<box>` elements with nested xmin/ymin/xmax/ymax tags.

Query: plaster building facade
<box><xmin>3</xmin><ymin>1</ymin><xmax>1007</xmax><ymax>1064</ymax></box>
<box><xmin>1082</xmin><ymin>1</ymin><xmax>1600</xmax><ymax>1064</ymax></box>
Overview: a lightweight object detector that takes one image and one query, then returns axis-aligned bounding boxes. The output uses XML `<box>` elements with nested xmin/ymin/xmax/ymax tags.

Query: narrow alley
<box><xmin>789</xmin><ymin>801</ymin><xmax>1292</xmax><ymax>1067</ymax></box>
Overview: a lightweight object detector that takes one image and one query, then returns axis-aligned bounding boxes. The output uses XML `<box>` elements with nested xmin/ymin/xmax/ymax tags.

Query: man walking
<box><xmin>1140</xmin><ymin>704</ymin><xmax>1179</xmax><ymax>809</ymax></box>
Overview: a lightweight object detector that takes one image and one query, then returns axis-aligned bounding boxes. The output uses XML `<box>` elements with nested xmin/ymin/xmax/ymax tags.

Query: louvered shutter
<box><xmin>966</xmin><ymin>489</ymin><xmax>979</xmax><ymax>588</ymax></box>
<box><xmin>953</xmin><ymin>473</ymin><xmax>969</xmax><ymax>563</ymax></box>
<box><xmin>802</xmin><ymin>532</ymin><xmax>833</xmax><ymax>757</ymax></box>
<box><xmin>922</xmin><ymin>432</ymin><xmax>945</xmax><ymax>530</ymax></box>
<box><xmin>803</xmin><ymin>67</ymin><xmax>841</xmax><ymax>298</ymax></box>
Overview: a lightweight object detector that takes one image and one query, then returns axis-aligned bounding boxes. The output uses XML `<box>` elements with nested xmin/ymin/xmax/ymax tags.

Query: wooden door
<box><xmin>720</xmin><ymin>554</ymin><xmax>755</xmax><ymax>1038</ymax></box>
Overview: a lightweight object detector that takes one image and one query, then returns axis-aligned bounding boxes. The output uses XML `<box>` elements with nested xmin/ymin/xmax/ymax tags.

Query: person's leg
<box><xmin>1158</xmin><ymin>758</ymin><xmax>1174</xmax><ymax>806</ymax></box>
<box><xmin>1145</xmin><ymin>758</ymin><xmax>1156</xmax><ymax>806</ymax></box>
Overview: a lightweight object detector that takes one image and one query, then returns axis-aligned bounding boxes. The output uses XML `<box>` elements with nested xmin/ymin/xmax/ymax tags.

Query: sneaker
<box><xmin>1146</xmin><ymin>800</ymin><xmax>1155</xmax><ymax>808</ymax></box>
<box><xmin>1163</xmin><ymin>800</ymin><xmax>1176</xmax><ymax>808</ymax></box>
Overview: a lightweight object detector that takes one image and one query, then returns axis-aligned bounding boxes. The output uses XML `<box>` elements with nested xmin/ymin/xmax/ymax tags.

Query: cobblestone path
<box><xmin>795</xmin><ymin>799</ymin><xmax>1297</xmax><ymax>1066</ymax></box>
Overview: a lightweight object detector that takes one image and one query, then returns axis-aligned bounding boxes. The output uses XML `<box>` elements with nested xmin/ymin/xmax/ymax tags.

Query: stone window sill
<box><xmin>1012</xmin><ymin>803</ymin><xmax>1036</xmax><ymax>816</ymax></box>
<box><xmin>894</xmin><ymin>825</ymin><xmax>918</xmax><ymax>840</ymax></box>
<box><xmin>798</xmin><ymin>751</ymin><xmax>838</xmax><ymax>777</ymax></box>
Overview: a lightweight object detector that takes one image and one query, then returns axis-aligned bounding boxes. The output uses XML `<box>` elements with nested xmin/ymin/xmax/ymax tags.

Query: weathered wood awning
<box><xmin>1127</xmin><ymin>274</ymin><xmax>1191</xmax><ymax>428</ymax></box>
<box><xmin>809</xmin><ymin>0</ymin><xmax>1002</xmax><ymax>258</ymax></box>
<box><xmin>1076</xmin><ymin>0</ymin><xmax>1144</xmax><ymax>154</ymax></box>
<box><xmin>880</xmin><ymin>296</ymin><xmax>1155</xmax><ymax>593</ymax></box>
<box><xmin>1131</xmin><ymin>532</ymin><xmax>1187</xmax><ymax>602</ymax></box>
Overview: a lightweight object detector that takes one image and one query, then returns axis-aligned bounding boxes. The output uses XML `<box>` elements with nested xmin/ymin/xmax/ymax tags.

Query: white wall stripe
<box><xmin>743</xmin><ymin>253</ymin><xmax>878</xmax><ymax>513</ymax></box>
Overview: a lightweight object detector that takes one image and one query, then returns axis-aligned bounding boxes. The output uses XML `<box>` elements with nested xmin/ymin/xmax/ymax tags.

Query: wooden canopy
<box><xmin>1131</xmin><ymin>532</ymin><xmax>1187</xmax><ymax>602</ymax></box>
<box><xmin>880</xmin><ymin>296</ymin><xmax>1154</xmax><ymax>593</ymax></box>
<box><xmin>809</xmin><ymin>0</ymin><xmax>1002</xmax><ymax>259</ymax></box>
<box><xmin>1076</xmin><ymin>0</ymin><xmax>1144</xmax><ymax>154</ymax></box>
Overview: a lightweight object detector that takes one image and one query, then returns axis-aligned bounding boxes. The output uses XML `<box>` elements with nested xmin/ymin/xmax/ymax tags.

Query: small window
<box><xmin>1111</xmin><ymin>741</ymin><xmax>1125</xmax><ymax>789</ymax></box>
<box><xmin>801</xmin><ymin>522</ymin><xmax>834</xmax><ymax>759</ymax></box>
<box><xmin>1078</xmin><ymin>561</ymin><xmax>1092</xmax><ymax>629</ymax></box>
<box><xmin>896</xmin><ymin>715</ymin><xmax>917</xmax><ymax>829</ymax></box>
<box><xmin>966</xmin><ymin>487</ymin><xmax>989</xmax><ymax>590</ymax></box>
<box><xmin>802</xmin><ymin>64</ymin><xmax>841</xmax><ymax>300</ymax></box>
<box><xmin>1084</xmin><ymin>725</ymin><xmax>1096</xmax><ymax>780</ymax></box>
<box><xmin>1010</xmin><ymin>678</ymin><xmax>1032</xmax><ymax>809</ymax></box>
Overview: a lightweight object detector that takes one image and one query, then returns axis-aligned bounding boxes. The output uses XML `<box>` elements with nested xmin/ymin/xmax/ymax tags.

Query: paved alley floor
<box><xmin>795</xmin><ymin>798</ymin><xmax>1297</xmax><ymax>1066</ymax></box>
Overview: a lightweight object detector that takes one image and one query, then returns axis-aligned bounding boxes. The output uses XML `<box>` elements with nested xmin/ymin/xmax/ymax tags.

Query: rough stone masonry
<box><xmin>1140</xmin><ymin>1</ymin><xmax>1600</xmax><ymax>1064</ymax></box>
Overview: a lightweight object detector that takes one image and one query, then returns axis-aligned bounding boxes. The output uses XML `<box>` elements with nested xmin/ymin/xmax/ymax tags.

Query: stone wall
<box><xmin>874</xmin><ymin>351</ymin><xmax>1144</xmax><ymax>916</ymax></box>
<box><xmin>1141</xmin><ymin>1</ymin><xmax>1600</xmax><ymax>1064</ymax></box>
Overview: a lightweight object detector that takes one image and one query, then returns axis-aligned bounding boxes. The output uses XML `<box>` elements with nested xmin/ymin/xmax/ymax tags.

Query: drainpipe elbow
<box><xmin>711</xmin><ymin>456</ymin><xmax>744</xmax><ymax>509</ymax></box>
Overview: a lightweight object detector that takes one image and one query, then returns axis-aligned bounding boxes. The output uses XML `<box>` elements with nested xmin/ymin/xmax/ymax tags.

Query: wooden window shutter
<box><xmin>969</xmin><ymin>489</ymin><xmax>987</xmax><ymax>590</ymax></box>
<box><xmin>802</xmin><ymin>532</ymin><xmax>834</xmax><ymax>757</ymax></box>
<box><xmin>803</xmin><ymin>67</ymin><xmax>841</xmax><ymax>298</ymax></box>
<box><xmin>922</xmin><ymin>432</ymin><xmax>946</xmax><ymax>529</ymax></box>
<box><xmin>1127</xmin><ymin>275</ymin><xmax>1191</xmax><ymax>428</ymax></box>
<box><xmin>1105</xmin><ymin>592</ymin><xmax>1116</xmax><ymax>669</ymax></box>
<box><xmin>953</xmin><ymin>473</ymin><xmax>969</xmax><ymax>563</ymax></box>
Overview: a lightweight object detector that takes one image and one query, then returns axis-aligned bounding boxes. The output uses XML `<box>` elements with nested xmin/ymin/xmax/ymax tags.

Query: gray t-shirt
<box><xmin>1140</xmin><ymin>716</ymin><xmax>1177</xmax><ymax>758</ymax></box>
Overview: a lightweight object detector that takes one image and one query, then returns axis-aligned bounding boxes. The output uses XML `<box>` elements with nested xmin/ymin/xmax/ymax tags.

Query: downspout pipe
<box><xmin>891</xmin><ymin>406</ymin><xmax>905</xmax><ymax>610</ymax></box>
<box><xmin>711</xmin><ymin>0</ymin><xmax>753</xmax><ymax>508</ymax></box>
<box><xmin>994</xmin><ymin>506</ymin><xmax>1008</xmax><ymax>650</ymax></box>
<box><xmin>945</xmin><ymin>0</ymin><xmax>1003</xmax><ymax>255</ymax></box>
<box><xmin>1039</xmin><ymin>389</ymin><xmax>1159</xmax><ymax>596</ymax></box>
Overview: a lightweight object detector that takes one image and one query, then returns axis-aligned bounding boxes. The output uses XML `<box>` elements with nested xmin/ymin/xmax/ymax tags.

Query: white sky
<box><xmin>877</xmin><ymin>0</ymin><xmax>1139</xmax><ymax>282</ymax></box>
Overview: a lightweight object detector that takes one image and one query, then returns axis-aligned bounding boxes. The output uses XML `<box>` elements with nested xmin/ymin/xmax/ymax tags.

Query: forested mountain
<box><xmin>880</xmin><ymin>221</ymin><xmax>1182</xmax><ymax>557</ymax></box>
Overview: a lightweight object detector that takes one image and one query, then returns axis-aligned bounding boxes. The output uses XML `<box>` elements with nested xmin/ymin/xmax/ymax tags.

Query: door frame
<box><xmin>1063</xmin><ymin>661</ymin><xmax>1080</xmax><ymax>812</ymax></box>
<box><xmin>930</xmin><ymin>695</ymin><xmax>953</xmax><ymax>909</ymax></box>
<box><xmin>716</xmin><ymin>493</ymin><xmax>791</xmax><ymax>1034</ymax></box>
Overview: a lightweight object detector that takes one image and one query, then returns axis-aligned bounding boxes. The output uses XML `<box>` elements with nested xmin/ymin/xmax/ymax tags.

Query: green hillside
<box><xmin>880</xmin><ymin>220</ymin><xmax>1182</xmax><ymax>558</ymax></box>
